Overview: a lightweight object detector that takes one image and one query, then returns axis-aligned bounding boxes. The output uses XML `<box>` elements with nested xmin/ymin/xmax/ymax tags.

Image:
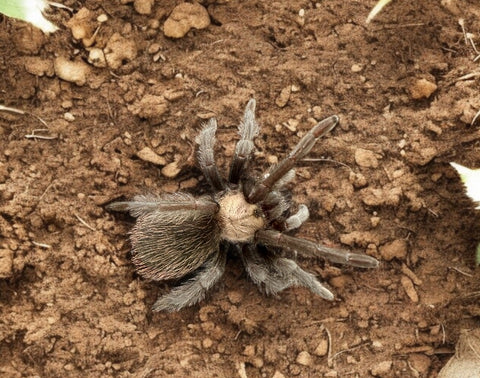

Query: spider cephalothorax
<box><xmin>108</xmin><ymin>99</ymin><xmax>379</xmax><ymax>312</ymax></box>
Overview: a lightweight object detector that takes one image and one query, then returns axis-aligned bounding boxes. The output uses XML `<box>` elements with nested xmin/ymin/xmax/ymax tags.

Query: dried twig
<box><xmin>325</xmin><ymin>325</ymin><xmax>333</xmax><ymax>367</ymax></box>
<box><xmin>471</xmin><ymin>109</ymin><xmax>480</xmax><ymax>126</ymax></box>
<box><xmin>74</xmin><ymin>213</ymin><xmax>96</xmax><ymax>231</ymax></box>
<box><xmin>366</xmin><ymin>0</ymin><xmax>393</xmax><ymax>24</ymax></box>
<box><xmin>448</xmin><ymin>266</ymin><xmax>473</xmax><ymax>277</ymax></box>
<box><xmin>302</xmin><ymin>157</ymin><xmax>353</xmax><ymax>171</ymax></box>
<box><xmin>32</xmin><ymin>241</ymin><xmax>52</xmax><ymax>249</ymax></box>
<box><xmin>0</xmin><ymin>104</ymin><xmax>48</xmax><ymax>127</ymax></box>
<box><xmin>49</xmin><ymin>2</ymin><xmax>73</xmax><ymax>12</ymax></box>
<box><xmin>330</xmin><ymin>342</ymin><xmax>371</xmax><ymax>362</ymax></box>
<box><xmin>441</xmin><ymin>323</ymin><xmax>446</xmax><ymax>345</ymax></box>
<box><xmin>25</xmin><ymin>129</ymin><xmax>57</xmax><ymax>140</ymax></box>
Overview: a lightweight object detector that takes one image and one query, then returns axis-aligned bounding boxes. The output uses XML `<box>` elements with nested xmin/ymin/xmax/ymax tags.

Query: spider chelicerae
<box><xmin>108</xmin><ymin>99</ymin><xmax>379</xmax><ymax>312</ymax></box>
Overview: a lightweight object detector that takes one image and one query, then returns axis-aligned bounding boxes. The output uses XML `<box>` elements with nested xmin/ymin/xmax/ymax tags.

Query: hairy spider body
<box><xmin>108</xmin><ymin>99</ymin><xmax>379</xmax><ymax>312</ymax></box>
<box><xmin>217</xmin><ymin>191</ymin><xmax>264</xmax><ymax>243</ymax></box>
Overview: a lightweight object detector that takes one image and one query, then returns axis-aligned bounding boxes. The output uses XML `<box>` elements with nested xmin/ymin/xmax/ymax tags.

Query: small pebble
<box><xmin>296</xmin><ymin>351</ymin><xmax>313</xmax><ymax>366</ymax></box>
<box><xmin>148</xmin><ymin>19</ymin><xmax>160</xmax><ymax>29</ymax></box>
<box><xmin>23</xmin><ymin>57</ymin><xmax>54</xmax><ymax>77</ymax></box>
<box><xmin>275</xmin><ymin>86</ymin><xmax>291</xmax><ymax>108</ymax></box>
<box><xmin>324</xmin><ymin>371</ymin><xmax>338</xmax><ymax>377</ymax></box>
<box><xmin>148</xmin><ymin>43</ymin><xmax>161</xmax><ymax>54</ymax></box>
<box><xmin>202</xmin><ymin>338</ymin><xmax>213</xmax><ymax>348</ymax></box>
<box><xmin>366</xmin><ymin>243</ymin><xmax>378</xmax><ymax>258</ymax></box>
<box><xmin>163</xmin><ymin>90</ymin><xmax>185</xmax><ymax>101</ymax></box>
<box><xmin>355</xmin><ymin>148</ymin><xmax>379</xmax><ymax>168</ymax></box>
<box><xmin>242</xmin><ymin>345</ymin><xmax>255</xmax><ymax>357</ymax></box>
<box><xmin>409</xmin><ymin>353</ymin><xmax>431</xmax><ymax>375</ymax></box>
<box><xmin>401</xmin><ymin>275</ymin><xmax>419</xmax><ymax>303</ymax></box>
<box><xmin>227</xmin><ymin>290</ymin><xmax>243</xmax><ymax>304</ymax></box>
<box><xmin>314</xmin><ymin>339</ymin><xmax>328</xmax><ymax>356</ymax></box>
<box><xmin>97</xmin><ymin>14</ymin><xmax>108</xmax><ymax>22</ymax></box>
<box><xmin>134</xmin><ymin>0</ymin><xmax>154</xmax><ymax>15</ymax></box>
<box><xmin>346</xmin><ymin>355</ymin><xmax>357</xmax><ymax>364</ymax></box>
<box><xmin>272</xmin><ymin>371</ymin><xmax>286</xmax><ymax>378</ymax></box>
<box><xmin>351</xmin><ymin>64</ymin><xmax>363</xmax><ymax>72</ymax></box>
<box><xmin>357</xmin><ymin>320</ymin><xmax>369</xmax><ymax>329</ymax></box>
<box><xmin>61</xmin><ymin>100</ymin><xmax>73</xmax><ymax>109</ymax></box>
<box><xmin>123</xmin><ymin>292</ymin><xmax>135</xmax><ymax>306</ymax></box>
<box><xmin>409</xmin><ymin>78</ymin><xmax>437</xmax><ymax>99</ymax></box>
<box><xmin>401</xmin><ymin>264</ymin><xmax>423</xmax><ymax>285</ymax></box>
<box><xmin>163</xmin><ymin>2</ymin><xmax>210</xmax><ymax>38</ymax></box>
<box><xmin>88</xmin><ymin>48</ymin><xmax>107</xmax><ymax>68</ymax></box>
<box><xmin>430</xmin><ymin>325</ymin><xmax>441</xmax><ymax>335</ymax></box>
<box><xmin>161</xmin><ymin>161</ymin><xmax>181</xmax><ymax>178</ymax></box>
<box><xmin>425</xmin><ymin>122</ymin><xmax>442</xmax><ymax>135</ymax></box>
<box><xmin>128</xmin><ymin>94</ymin><xmax>168</xmax><ymax>118</ymax></box>
<box><xmin>64</xmin><ymin>112</ymin><xmax>75</xmax><ymax>122</ymax></box>
<box><xmin>329</xmin><ymin>275</ymin><xmax>350</xmax><ymax>289</ymax></box>
<box><xmin>267</xmin><ymin>155</ymin><xmax>278</xmax><ymax>164</ymax></box>
<box><xmin>0</xmin><ymin>249</ymin><xmax>14</xmax><ymax>278</ymax></box>
<box><xmin>312</xmin><ymin>105</ymin><xmax>323</xmax><ymax>119</ymax></box>
<box><xmin>349</xmin><ymin>171</ymin><xmax>367</xmax><ymax>188</ymax></box>
<box><xmin>431</xmin><ymin>173</ymin><xmax>442</xmax><ymax>182</ymax></box>
<box><xmin>136</xmin><ymin>147</ymin><xmax>167</xmax><ymax>166</ymax></box>
<box><xmin>289</xmin><ymin>364</ymin><xmax>301</xmax><ymax>375</ymax></box>
<box><xmin>379</xmin><ymin>239</ymin><xmax>408</xmax><ymax>261</ymax></box>
<box><xmin>104</xmin><ymin>33</ymin><xmax>138</xmax><ymax>69</ymax></box>
<box><xmin>284</xmin><ymin>118</ymin><xmax>298</xmax><ymax>132</ymax></box>
<box><xmin>54</xmin><ymin>56</ymin><xmax>90</xmax><ymax>86</ymax></box>
<box><xmin>371</xmin><ymin>360</ymin><xmax>393</xmax><ymax>376</ymax></box>
<box><xmin>250</xmin><ymin>357</ymin><xmax>264</xmax><ymax>368</ymax></box>
<box><xmin>180</xmin><ymin>177</ymin><xmax>198</xmax><ymax>189</ymax></box>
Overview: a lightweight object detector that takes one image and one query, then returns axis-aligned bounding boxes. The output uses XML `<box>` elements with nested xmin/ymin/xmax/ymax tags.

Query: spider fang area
<box><xmin>217</xmin><ymin>191</ymin><xmax>264</xmax><ymax>243</ymax></box>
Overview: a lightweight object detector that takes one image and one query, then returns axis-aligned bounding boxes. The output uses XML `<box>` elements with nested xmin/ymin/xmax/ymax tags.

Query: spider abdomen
<box><xmin>130</xmin><ymin>207</ymin><xmax>221</xmax><ymax>281</ymax></box>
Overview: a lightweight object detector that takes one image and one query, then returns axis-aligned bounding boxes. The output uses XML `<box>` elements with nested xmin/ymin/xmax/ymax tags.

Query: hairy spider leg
<box><xmin>228</xmin><ymin>99</ymin><xmax>260</xmax><ymax>184</ymax></box>
<box><xmin>256</xmin><ymin>229</ymin><xmax>379</xmax><ymax>269</ymax></box>
<box><xmin>106</xmin><ymin>193</ymin><xmax>219</xmax><ymax>216</ymax></box>
<box><xmin>284</xmin><ymin>204</ymin><xmax>309</xmax><ymax>231</ymax></box>
<box><xmin>196</xmin><ymin>118</ymin><xmax>225</xmax><ymax>191</ymax></box>
<box><xmin>240</xmin><ymin>245</ymin><xmax>334</xmax><ymax>300</ymax></box>
<box><xmin>248</xmin><ymin>115</ymin><xmax>339</xmax><ymax>203</ymax></box>
<box><xmin>152</xmin><ymin>250</ymin><xmax>227</xmax><ymax>312</ymax></box>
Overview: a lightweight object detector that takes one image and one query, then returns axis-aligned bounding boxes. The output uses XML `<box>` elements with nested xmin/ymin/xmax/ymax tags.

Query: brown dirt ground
<box><xmin>1</xmin><ymin>0</ymin><xmax>480</xmax><ymax>377</ymax></box>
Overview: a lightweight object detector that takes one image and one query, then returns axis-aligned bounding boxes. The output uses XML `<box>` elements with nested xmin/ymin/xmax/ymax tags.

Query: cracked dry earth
<box><xmin>1</xmin><ymin>0</ymin><xmax>480</xmax><ymax>377</ymax></box>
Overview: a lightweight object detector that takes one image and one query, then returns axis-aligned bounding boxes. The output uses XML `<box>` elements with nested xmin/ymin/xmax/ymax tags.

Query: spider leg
<box><xmin>285</xmin><ymin>204</ymin><xmax>309</xmax><ymax>231</ymax></box>
<box><xmin>228</xmin><ymin>99</ymin><xmax>260</xmax><ymax>184</ymax></box>
<box><xmin>106</xmin><ymin>193</ymin><xmax>219</xmax><ymax>217</ymax></box>
<box><xmin>263</xmin><ymin>190</ymin><xmax>290</xmax><ymax>223</ymax></box>
<box><xmin>255</xmin><ymin>229</ymin><xmax>379</xmax><ymax>268</ymax></box>
<box><xmin>195</xmin><ymin>118</ymin><xmax>225</xmax><ymax>191</ymax></box>
<box><xmin>248</xmin><ymin>115</ymin><xmax>339</xmax><ymax>203</ymax></box>
<box><xmin>240</xmin><ymin>245</ymin><xmax>334</xmax><ymax>300</ymax></box>
<box><xmin>152</xmin><ymin>250</ymin><xmax>226</xmax><ymax>312</ymax></box>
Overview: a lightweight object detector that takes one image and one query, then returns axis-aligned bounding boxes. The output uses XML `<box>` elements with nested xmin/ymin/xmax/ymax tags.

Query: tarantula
<box><xmin>107</xmin><ymin>99</ymin><xmax>379</xmax><ymax>312</ymax></box>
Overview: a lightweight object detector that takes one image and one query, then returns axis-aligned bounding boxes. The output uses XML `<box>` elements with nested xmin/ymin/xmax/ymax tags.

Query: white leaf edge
<box><xmin>450</xmin><ymin>162</ymin><xmax>480</xmax><ymax>209</ymax></box>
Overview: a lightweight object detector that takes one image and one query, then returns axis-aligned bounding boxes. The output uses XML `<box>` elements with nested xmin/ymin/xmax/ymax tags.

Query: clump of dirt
<box><xmin>1</xmin><ymin>0</ymin><xmax>480</xmax><ymax>376</ymax></box>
